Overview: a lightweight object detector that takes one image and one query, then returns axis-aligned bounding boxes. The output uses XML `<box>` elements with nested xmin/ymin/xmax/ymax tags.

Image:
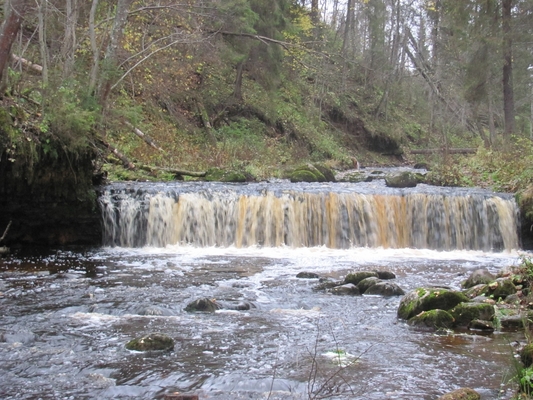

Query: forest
<box><xmin>0</xmin><ymin>0</ymin><xmax>532</xmax><ymax>189</ymax></box>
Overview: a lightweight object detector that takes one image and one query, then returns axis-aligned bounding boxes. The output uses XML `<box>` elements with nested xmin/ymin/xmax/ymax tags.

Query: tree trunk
<box><xmin>233</xmin><ymin>61</ymin><xmax>244</xmax><ymax>101</ymax></box>
<box><xmin>0</xmin><ymin>0</ymin><xmax>29</xmax><ymax>84</ymax></box>
<box><xmin>502</xmin><ymin>0</ymin><xmax>515</xmax><ymax>136</ymax></box>
<box><xmin>310</xmin><ymin>0</ymin><xmax>319</xmax><ymax>24</ymax></box>
<box><xmin>61</xmin><ymin>0</ymin><xmax>78</xmax><ymax>78</ymax></box>
<box><xmin>99</xmin><ymin>0</ymin><xmax>132</xmax><ymax>107</ymax></box>
<box><xmin>88</xmin><ymin>0</ymin><xmax>100</xmax><ymax>95</ymax></box>
<box><xmin>37</xmin><ymin>0</ymin><xmax>48</xmax><ymax>85</ymax></box>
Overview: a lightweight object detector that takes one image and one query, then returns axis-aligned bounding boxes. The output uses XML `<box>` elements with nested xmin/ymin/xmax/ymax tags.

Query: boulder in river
<box><xmin>185</xmin><ymin>298</ymin><xmax>220</xmax><ymax>312</ymax></box>
<box><xmin>450</xmin><ymin>302</ymin><xmax>495</xmax><ymax>328</ymax></box>
<box><xmin>397</xmin><ymin>287</ymin><xmax>469</xmax><ymax>320</ymax></box>
<box><xmin>344</xmin><ymin>271</ymin><xmax>379</xmax><ymax>285</ymax></box>
<box><xmin>331</xmin><ymin>283</ymin><xmax>360</xmax><ymax>296</ymax></box>
<box><xmin>407</xmin><ymin>309</ymin><xmax>454</xmax><ymax>331</ymax></box>
<box><xmin>125</xmin><ymin>333</ymin><xmax>174</xmax><ymax>352</ymax></box>
<box><xmin>296</xmin><ymin>272</ymin><xmax>320</xmax><ymax>279</ymax></box>
<box><xmin>385</xmin><ymin>171</ymin><xmax>418</xmax><ymax>188</ymax></box>
<box><xmin>462</xmin><ymin>268</ymin><xmax>496</xmax><ymax>289</ymax></box>
<box><xmin>437</xmin><ymin>387</ymin><xmax>480</xmax><ymax>400</ymax></box>
<box><xmin>364</xmin><ymin>281</ymin><xmax>405</xmax><ymax>296</ymax></box>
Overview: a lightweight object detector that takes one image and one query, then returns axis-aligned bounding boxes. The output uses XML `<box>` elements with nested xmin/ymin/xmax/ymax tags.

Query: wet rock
<box><xmin>450</xmin><ymin>302</ymin><xmax>495</xmax><ymax>328</ymax></box>
<box><xmin>287</xmin><ymin>164</ymin><xmax>328</xmax><ymax>183</ymax></box>
<box><xmin>344</xmin><ymin>271</ymin><xmax>378</xmax><ymax>285</ymax></box>
<box><xmin>164</xmin><ymin>393</ymin><xmax>199</xmax><ymax>400</ymax></box>
<box><xmin>137</xmin><ymin>305</ymin><xmax>173</xmax><ymax>316</ymax></box>
<box><xmin>312</xmin><ymin>279</ymin><xmax>341</xmax><ymax>291</ymax></box>
<box><xmin>357</xmin><ymin>277</ymin><xmax>380</xmax><ymax>294</ymax></box>
<box><xmin>218</xmin><ymin>301</ymin><xmax>255</xmax><ymax>311</ymax></box>
<box><xmin>385</xmin><ymin>171</ymin><xmax>418</xmax><ymax>188</ymax></box>
<box><xmin>437</xmin><ymin>387</ymin><xmax>480</xmax><ymax>400</ymax></box>
<box><xmin>468</xmin><ymin>319</ymin><xmax>495</xmax><ymax>332</ymax></box>
<box><xmin>462</xmin><ymin>268</ymin><xmax>496</xmax><ymax>289</ymax></box>
<box><xmin>312</xmin><ymin>163</ymin><xmax>336</xmax><ymax>182</ymax></box>
<box><xmin>364</xmin><ymin>281</ymin><xmax>405</xmax><ymax>296</ymax></box>
<box><xmin>499</xmin><ymin>313</ymin><xmax>525</xmax><ymax>331</ymax></box>
<box><xmin>505</xmin><ymin>293</ymin><xmax>522</xmax><ymax>305</ymax></box>
<box><xmin>464</xmin><ymin>284</ymin><xmax>489</xmax><ymax>299</ymax></box>
<box><xmin>487</xmin><ymin>278</ymin><xmax>517</xmax><ymax>301</ymax></box>
<box><xmin>185</xmin><ymin>298</ymin><xmax>220</xmax><ymax>312</ymax></box>
<box><xmin>470</xmin><ymin>295</ymin><xmax>495</xmax><ymax>305</ymax></box>
<box><xmin>407</xmin><ymin>309</ymin><xmax>454</xmax><ymax>331</ymax></box>
<box><xmin>521</xmin><ymin>343</ymin><xmax>533</xmax><ymax>367</ymax></box>
<box><xmin>0</xmin><ymin>330</ymin><xmax>37</xmax><ymax>344</ymax></box>
<box><xmin>397</xmin><ymin>287</ymin><xmax>469</xmax><ymax>320</ymax></box>
<box><xmin>373</xmin><ymin>270</ymin><xmax>396</xmax><ymax>280</ymax></box>
<box><xmin>331</xmin><ymin>283</ymin><xmax>360</xmax><ymax>296</ymax></box>
<box><xmin>296</xmin><ymin>272</ymin><xmax>320</xmax><ymax>279</ymax></box>
<box><xmin>125</xmin><ymin>333</ymin><xmax>174</xmax><ymax>352</ymax></box>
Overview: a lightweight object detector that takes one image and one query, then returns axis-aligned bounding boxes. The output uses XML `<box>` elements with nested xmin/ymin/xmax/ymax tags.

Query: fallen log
<box><xmin>411</xmin><ymin>148</ymin><xmax>477</xmax><ymax>155</ymax></box>
<box><xmin>98</xmin><ymin>139</ymin><xmax>136</xmax><ymax>169</ymax></box>
<box><xmin>124</xmin><ymin>121</ymin><xmax>166</xmax><ymax>153</ymax></box>
<box><xmin>138</xmin><ymin>164</ymin><xmax>206</xmax><ymax>178</ymax></box>
<box><xmin>11</xmin><ymin>54</ymin><xmax>43</xmax><ymax>74</ymax></box>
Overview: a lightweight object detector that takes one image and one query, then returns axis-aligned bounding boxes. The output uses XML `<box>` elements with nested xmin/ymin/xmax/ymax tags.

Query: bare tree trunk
<box><xmin>502</xmin><ymin>0</ymin><xmax>515</xmax><ymax>136</ymax></box>
<box><xmin>310</xmin><ymin>0</ymin><xmax>319</xmax><ymax>24</ymax></box>
<box><xmin>233</xmin><ymin>61</ymin><xmax>244</xmax><ymax>101</ymax></box>
<box><xmin>99</xmin><ymin>0</ymin><xmax>132</xmax><ymax>107</ymax></box>
<box><xmin>37</xmin><ymin>0</ymin><xmax>48</xmax><ymax>85</ymax></box>
<box><xmin>62</xmin><ymin>0</ymin><xmax>78</xmax><ymax>78</ymax></box>
<box><xmin>341</xmin><ymin>0</ymin><xmax>354</xmax><ymax>56</ymax></box>
<box><xmin>88</xmin><ymin>0</ymin><xmax>100</xmax><ymax>95</ymax></box>
<box><xmin>0</xmin><ymin>0</ymin><xmax>29</xmax><ymax>84</ymax></box>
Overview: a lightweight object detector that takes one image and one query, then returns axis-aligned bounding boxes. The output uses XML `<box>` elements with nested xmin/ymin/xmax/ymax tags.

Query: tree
<box><xmin>502</xmin><ymin>0</ymin><xmax>515</xmax><ymax>136</ymax></box>
<box><xmin>0</xmin><ymin>0</ymin><xmax>30</xmax><ymax>85</ymax></box>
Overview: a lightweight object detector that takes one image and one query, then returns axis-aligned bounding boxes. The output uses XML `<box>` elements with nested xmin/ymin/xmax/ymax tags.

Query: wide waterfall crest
<box><xmin>98</xmin><ymin>181</ymin><xmax>519</xmax><ymax>251</ymax></box>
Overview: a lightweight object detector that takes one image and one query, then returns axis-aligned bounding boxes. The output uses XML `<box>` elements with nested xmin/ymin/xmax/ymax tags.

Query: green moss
<box><xmin>125</xmin><ymin>333</ymin><xmax>175</xmax><ymax>352</ymax></box>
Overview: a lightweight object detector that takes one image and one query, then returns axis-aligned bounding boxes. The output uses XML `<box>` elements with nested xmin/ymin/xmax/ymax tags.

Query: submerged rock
<box><xmin>397</xmin><ymin>287</ymin><xmax>469</xmax><ymax>320</ymax></box>
<box><xmin>373</xmin><ymin>270</ymin><xmax>396</xmax><ymax>280</ymax></box>
<box><xmin>185</xmin><ymin>298</ymin><xmax>221</xmax><ymax>312</ymax></box>
<box><xmin>296</xmin><ymin>272</ymin><xmax>320</xmax><ymax>279</ymax></box>
<box><xmin>437</xmin><ymin>387</ymin><xmax>480</xmax><ymax>400</ymax></box>
<box><xmin>125</xmin><ymin>333</ymin><xmax>174</xmax><ymax>352</ymax></box>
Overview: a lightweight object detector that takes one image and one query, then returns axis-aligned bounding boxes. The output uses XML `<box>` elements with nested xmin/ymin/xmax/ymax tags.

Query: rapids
<box><xmin>0</xmin><ymin>179</ymin><xmax>527</xmax><ymax>399</ymax></box>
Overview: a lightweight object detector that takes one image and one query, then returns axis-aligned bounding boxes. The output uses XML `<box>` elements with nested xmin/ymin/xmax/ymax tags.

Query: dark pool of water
<box><xmin>0</xmin><ymin>246</ymin><xmax>526</xmax><ymax>399</ymax></box>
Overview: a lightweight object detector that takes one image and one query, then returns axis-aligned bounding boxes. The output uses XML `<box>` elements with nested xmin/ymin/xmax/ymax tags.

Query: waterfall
<box><xmin>98</xmin><ymin>182</ymin><xmax>520</xmax><ymax>251</ymax></box>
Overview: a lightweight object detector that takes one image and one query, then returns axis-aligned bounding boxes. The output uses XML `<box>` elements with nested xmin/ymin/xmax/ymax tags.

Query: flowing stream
<box><xmin>0</xmin><ymin>179</ymin><xmax>528</xmax><ymax>399</ymax></box>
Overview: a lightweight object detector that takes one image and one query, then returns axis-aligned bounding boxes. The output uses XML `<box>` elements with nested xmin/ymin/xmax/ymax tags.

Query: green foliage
<box><xmin>43</xmin><ymin>82</ymin><xmax>99</xmax><ymax>150</ymax></box>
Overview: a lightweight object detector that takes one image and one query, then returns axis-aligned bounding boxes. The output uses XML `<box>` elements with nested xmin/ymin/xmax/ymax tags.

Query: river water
<box><xmin>0</xmin><ymin>180</ymin><xmax>528</xmax><ymax>399</ymax></box>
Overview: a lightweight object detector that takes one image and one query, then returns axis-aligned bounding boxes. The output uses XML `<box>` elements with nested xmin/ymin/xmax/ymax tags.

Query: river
<box><xmin>0</xmin><ymin>179</ymin><xmax>528</xmax><ymax>399</ymax></box>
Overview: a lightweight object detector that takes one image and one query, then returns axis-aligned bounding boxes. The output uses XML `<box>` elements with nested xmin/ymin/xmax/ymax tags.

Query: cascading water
<box><xmin>98</xmin><ymin>180</ymin><xmax>520</xmax><ymax>251</ymax></box>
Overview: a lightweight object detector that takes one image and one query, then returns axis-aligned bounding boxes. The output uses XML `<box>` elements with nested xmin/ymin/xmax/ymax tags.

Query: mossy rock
<box><xmin>462</xmin><ymin>269</ymin><xmax>496</xmax><ymax>289</ymax></box>
<box><xmin>407</xmin><ymin>309</ymin><xmax>455</xmax><ymax>330</ymax></box>
<box><xmin>397</xmin><ymin>287</ymin><xmax>469</xmax><ymax>320</ymax></box>
<box><xmin>344</xmin><ymin>271</ymin><xmax>379</xmax><ymax>286</ymax></box>
<box><xmin>357</xmin><ymin>277</ymin><xmax>380</xmax><ymax>293</ymax></box>
<box><xmin>184</xmin><ymin>298</ymin><xmax>220</xmax><ymax>312</ymax></box>
<box><xmin>287</xmin><ymin>164</ymin><xmax>328</xmax><ymax>183</ymax></box>
<box><xmin>125</xmin><ymin>333</ymin><xmax>174</xmax><ymax>352</ymax></box>
<box><xmin>487</xmin><ymin>278</ymin><xmax>517</xmax><ymax>300</ymax></box>
<box><xmin>437</xmin><ymin>387</ymin><xmax>480</xmax><ymax>400</ymax></box>
<box><xmin>450</xmin><ymin>302</ymin><xmax>495</xmax><ymax>328</ymax></box>
<box><xmin>339</xmin><ymin>171</ymin><xmax>366</xmax><ymax>183</ymax></box>
<box><xmin>289</xmin><ymin>170</ymin><xmax>317</xmax><ymax>182</ymax></box>
<box><xmin>205</xmin><ymin>168</ymin><xmax>247</xmax><ymax>182</ymax></box>
<box><xmin>312</xmin><ymin>163</ymin><xmax>336</xmax><ymax>182</ymax></box>
<box><xmin>464</xmin><ymin>284</ymin><xmax>489</xmax><ymax>299</ymax></box>
<box><xmin>385</xmin><ymin>171</ymin><xmax>418</xmax><ymax>188</ymax></box>
<box><xmin>296</xmin><ymin>272</ymin><xmax>320</xmax><ymax>279</ymax></box>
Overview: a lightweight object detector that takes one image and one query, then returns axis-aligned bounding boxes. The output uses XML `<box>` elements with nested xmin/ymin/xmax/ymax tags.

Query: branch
<box><xmin>137</xmin><ymin>164</ymin><xmax>206</xmax><ymax>178</ymax></box>
<box><xmin>124</xmin><ymin>121</ymin><xmax>165</xmax><ymax>153</ymax></box>
<box><xmin>0</xmin><ymin>220</ymin><xmax>12</xmax><ymax>242</ymax></box>
<box><xmin>98</xmin><ymin>138</ymin><xmax>136</xmax><ymax>169</ymax></box>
